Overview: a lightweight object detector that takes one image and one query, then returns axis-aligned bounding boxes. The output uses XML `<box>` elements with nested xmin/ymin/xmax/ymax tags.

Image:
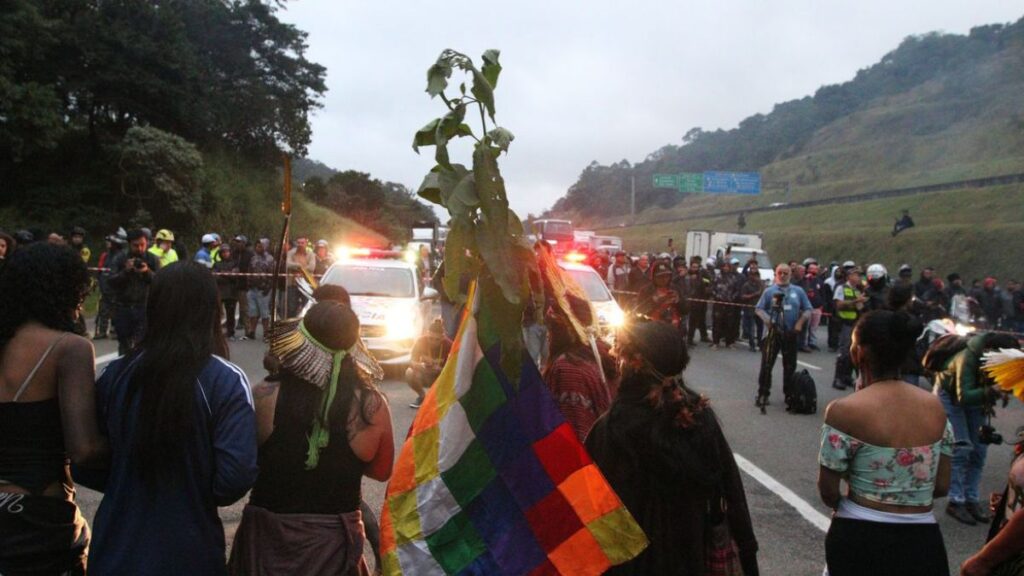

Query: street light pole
<box><xmin>630</xmin><ymin>173</ymin><xmax>636</xmax><ymax>216</ymax></box>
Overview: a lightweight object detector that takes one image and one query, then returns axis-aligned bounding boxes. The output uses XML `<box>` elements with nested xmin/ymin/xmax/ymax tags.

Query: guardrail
<box><xmin>598</xmin><ymin>172</ymin><xmax>1024</xmax><ymax>231</ymax></box>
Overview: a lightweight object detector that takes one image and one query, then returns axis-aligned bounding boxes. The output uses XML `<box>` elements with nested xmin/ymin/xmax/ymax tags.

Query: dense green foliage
<box><xmin>1</xmin><ymin>0</ymin><xmax>327</xmax><ymax>238</ymax></box>
<box><xmin>551</xmin><ymin>17</ymin><xmax>1024</xmax><ymax>221</ymax></box>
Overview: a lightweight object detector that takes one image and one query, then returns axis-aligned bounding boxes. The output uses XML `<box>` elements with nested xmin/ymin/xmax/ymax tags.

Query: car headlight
<box><xmin>386</xmin><ymin>313</ymin><xmax>418</xmax><ymax>340</ymax></box>
<box><xmin>606</xmin><ymin>307</ymin><xmax>626</xmax><ymax>328</ymax></box>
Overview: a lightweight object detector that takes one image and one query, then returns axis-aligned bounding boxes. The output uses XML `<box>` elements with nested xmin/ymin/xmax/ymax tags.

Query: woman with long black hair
<box><xmin>0</xmin><ymin>243</ymin><xmax>108</xmax><ymax>575</ymax></box>
<box><xmin>586</xmin><ymin>321</ymin><xmax>759</xmax><ymax>575</ymax></box>
<box><xmin>85</xmin><ymin>262</ymin><xmax>258</xmax><ymax>575</ymax></box>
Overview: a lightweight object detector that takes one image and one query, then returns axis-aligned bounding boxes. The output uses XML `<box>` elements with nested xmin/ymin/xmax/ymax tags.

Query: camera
<box><xmin>771</xmin><ymin>292</ymin><xmax>785</xmax><ymax>309</ymax></box>
<box><xmin>978</xmin><ymin>424</ymin><xmax>1003</xmax><ymax>445</ymax></box>
<box><xmin>132</xmin><ymin>258</ymin><xmax>145</xmax><ymax>270</ymax></box>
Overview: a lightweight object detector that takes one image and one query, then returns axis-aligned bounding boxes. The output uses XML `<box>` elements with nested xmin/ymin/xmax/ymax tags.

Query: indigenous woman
<box><xmin>0</xmin><ymin>243</ymin><xmax>107</xmax><ymax>575</ymax></box>
<box><xmin>230</xmin><ymin>301</ymin><xmax>394</xmax><ymax>575</ymax></box>
<box><xmin>87</xmin><ymin>262</ymin><xmax>258</xmax><ymax>575</ymax></box>
<box><xmin>586</xmin><ymin>322</ymin><xmax>759</xmax><ymax>575</ymax></box>
<box><xmin>818</xmin><ymin>310</ymin><xmax>953</xmax><ymax>575</ymax></box>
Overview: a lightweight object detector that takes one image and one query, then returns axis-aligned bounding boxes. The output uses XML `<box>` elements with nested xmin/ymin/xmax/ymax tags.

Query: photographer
<box><xmin>755</xmin><ymin>264</ymin><xmax>812</xmax><ymax>411</ymax></box>
<box><xmin>934</xmin><ymin>332</ymin><xmax>1022</xmax><ymax>526</ymax></box>
<box><xmin>107</xmin><ymin>229</ymin><xmax>160</xmax><ymax>355</ymax></box>
<box><xmin>405</xmin><ymin>319</ymin><xmax>452</xmax><ymax>409</ymax></box>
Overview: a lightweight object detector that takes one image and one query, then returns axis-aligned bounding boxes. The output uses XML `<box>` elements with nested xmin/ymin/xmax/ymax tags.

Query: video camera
<box><xmin>771</xmin><ymin>291</ymin><xmax>785</xmax><ymax>309</ymax></box>
<box><xmin>979</xmin><ymin>417</ymin><xmax>1004</xmax><ymax>445</ymax></box>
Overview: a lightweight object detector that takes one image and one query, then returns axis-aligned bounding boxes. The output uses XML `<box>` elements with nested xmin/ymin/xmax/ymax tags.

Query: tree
<box><xmin>118</xmin><ymin>126</ymin><xmax>204</xmax><ymax>229</ymax></box>
<box><xmin>0</xmin><ymin>0</ymin><xmax>64</xmax><ymax>162</ymax></box>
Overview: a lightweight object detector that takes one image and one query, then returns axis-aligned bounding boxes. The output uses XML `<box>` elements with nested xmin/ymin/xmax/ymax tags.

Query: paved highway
<box><xmin>82</xmin><ymin>327</ymin><xmax>1022</xmax><ymax>575</ymax></box>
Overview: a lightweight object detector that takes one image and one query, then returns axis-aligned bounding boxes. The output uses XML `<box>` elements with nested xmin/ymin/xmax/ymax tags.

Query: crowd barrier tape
<box><xmin>610</xmin><ymin>290</ymin><xmax>1024</xmax><ymax>338</ymax></box>
<box><xmin>87</xmin><ymin>267</ymin><xmax>323</xmax><ymax>278</ymax></box>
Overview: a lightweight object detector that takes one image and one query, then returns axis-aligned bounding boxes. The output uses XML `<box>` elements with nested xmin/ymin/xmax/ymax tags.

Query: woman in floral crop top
<box><xmin>817</xmin><ymin>310</ymin><xmax>953</xmax><ymax>576</ymax></box>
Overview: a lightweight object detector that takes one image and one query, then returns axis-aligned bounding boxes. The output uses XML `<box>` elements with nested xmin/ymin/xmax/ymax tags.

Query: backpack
<box><xmin>789</xmin><ymin>369</ymin><xmax>817</xmax><ymax>414</ymax></box>
<box><xmin>921</xmin><ymin>334</ymin><xmax>969</xmax><ymax>375</ymax></box>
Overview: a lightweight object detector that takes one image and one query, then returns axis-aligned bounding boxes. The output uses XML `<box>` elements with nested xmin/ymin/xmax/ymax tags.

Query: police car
<box><xmin>557</xmin><ymin>260</ymin><xmax>626</xmax><ymax>342</ymax></box>
<box><xmin>317</xmin><ymin>251</ymin><xmax>438</xmax><ymax>365</ymax></box>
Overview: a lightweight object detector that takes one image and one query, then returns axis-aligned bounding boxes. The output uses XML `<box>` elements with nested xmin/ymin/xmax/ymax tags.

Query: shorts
<box><xmin>248</xmin><ymin>289</ymin><xmax>271</xmax><ymax>320</ymax></box>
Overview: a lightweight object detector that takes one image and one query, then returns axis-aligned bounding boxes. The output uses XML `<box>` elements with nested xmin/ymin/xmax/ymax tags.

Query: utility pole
<box><xmin>630</xmin><ymin>173</ymin><xmax>636</xmax><ymax>216</ymax></box>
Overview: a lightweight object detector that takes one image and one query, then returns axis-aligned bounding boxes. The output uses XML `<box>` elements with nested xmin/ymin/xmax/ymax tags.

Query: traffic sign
<box><xmin>653</xmin><ymin>172</ymin><xmax>703</xmax><ymax>192</ymax></box>
<box><xmin>703</xmin><ymin>171</ymin><xmax>761</xmax><ymax>195</ymax></box>
<box><xmin>653</xmin><ymin>174</ymin><xmax>678</xmax><ymax>189</ymax></box>
<box><xmin>677</xmin><ymin>172</ymin><xmax>703</xmax><ymax>193</ymax></box>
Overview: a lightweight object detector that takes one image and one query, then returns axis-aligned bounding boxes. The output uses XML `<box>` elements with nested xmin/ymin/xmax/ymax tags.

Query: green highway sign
<box><xmin>677</xmin><ymin>172</ymin><xmax>703</xmax><ymax>192</ymax></box>
<box><xmin>653</xmin><ymin>172</ymin><xmax>703</xmax><ymax>192</ymax></box>
<box><xmin>653</xmin><ymin>174</ymin><xmax>678</xmax><ymax>188</ymax></box>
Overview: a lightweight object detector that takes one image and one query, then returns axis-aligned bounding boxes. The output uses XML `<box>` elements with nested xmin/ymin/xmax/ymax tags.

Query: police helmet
<box><xmin>866</xmin><ymin>264</ymin><xmax>887</xmax><ymax>282</ymax></box>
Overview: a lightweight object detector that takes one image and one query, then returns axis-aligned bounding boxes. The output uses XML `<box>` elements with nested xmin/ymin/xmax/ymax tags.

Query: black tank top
<box><xmin>0</xmin><ymin>334</ymin><xmax>71</xmax><ymax>495</ymax></box>
<box><xmin>249</xmin><ymin>371</ymin><xmax>366</xmax><ymax>514</ymax></box>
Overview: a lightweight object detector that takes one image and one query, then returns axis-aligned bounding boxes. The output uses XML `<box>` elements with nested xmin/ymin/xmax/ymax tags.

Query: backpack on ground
<box><xmin>789</xmin><ymin>369</ymin><xmax>817</xmax><ymax>414</ymax></box>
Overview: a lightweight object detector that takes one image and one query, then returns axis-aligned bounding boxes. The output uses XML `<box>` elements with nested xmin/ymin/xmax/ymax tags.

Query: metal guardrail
<box><xmin>600</xmin><ymin>172</ymin><xmax>1024</xmax><ymax>231</ymax></box>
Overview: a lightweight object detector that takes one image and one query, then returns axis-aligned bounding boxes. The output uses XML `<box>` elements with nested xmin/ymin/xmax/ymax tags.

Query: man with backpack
<box><xmin>755</xmin><ymin>264</ymin><xmax>812</xmax><ymax>412</ymax></box>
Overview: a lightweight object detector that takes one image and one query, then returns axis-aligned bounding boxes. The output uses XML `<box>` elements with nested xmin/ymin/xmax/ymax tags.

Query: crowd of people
<box><xmin>0</xmin><ymin>226</ymin><xmax>342</xmax><ymax>352</ymax></box>
<box><xmin>2</xmin><ymin>226</ymin><xmax>1024</xmax><ymax>575</ymax></box>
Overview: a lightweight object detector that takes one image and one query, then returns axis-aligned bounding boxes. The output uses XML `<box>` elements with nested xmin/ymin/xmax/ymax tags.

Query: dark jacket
<box><xmin>212</xmin><ymin>258</ymin><xmax>240</xmax><ymax>301</ymax></box>
<box><xmin>586</xmin><ymin>391</ymin><xmax>758</xmax><ymax>575</ymax></box>
<box><xmin>628</xmin><ymin>265</ymin><xmax>652</xmax><ymax>293</ymax></box>
<box><xmin>86</xmin><ymin>354</ymin><xmax>258</xmax><ymax>576</ymax></box>
<box><xmin>712</xmin><ymin>271</ymin><xmax>740</xmax><ymax>303</ymax></box>
<box><xmin>933</xmin><ymin>334</ymin><xmax>988</xmax><ymax>407</ymax></box>
<box><xmin>107</xmin><ymin>250</ymin><xmax>160</xmax><ymax>306</ymax></box>
<box><xmin>738</xmin><ymin>275</ymin><xmax>764</xmax><ymax>308</ymax></box>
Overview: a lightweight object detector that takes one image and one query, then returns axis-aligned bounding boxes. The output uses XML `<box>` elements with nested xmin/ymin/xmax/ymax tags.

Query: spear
<box><xmin>269</xmin><ymin>154</ymin><xmax>292</xmax><ymax>327</ymax></box>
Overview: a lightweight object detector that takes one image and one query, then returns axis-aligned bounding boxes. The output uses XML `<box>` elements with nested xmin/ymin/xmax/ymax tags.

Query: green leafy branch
<box><xmin>412</xmin><ymin>49</ymin><xmax>535</xmax><ymax>379</ymax></box>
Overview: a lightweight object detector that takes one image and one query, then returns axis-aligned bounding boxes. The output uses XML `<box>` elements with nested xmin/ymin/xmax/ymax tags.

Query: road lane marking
<box><xmin>797</xmin><ymin>360</ymin><xmax>822</xmax><ymax>371</ymax></box>
<box><xmin>95</xmin><ymin>352</ymin><xmax>119</xmax><ymax>367</ymax></box>
<box><xmin>733</xmin><ymin>452</ymin><xmax>831</xmax><ymax>533</ymax></box>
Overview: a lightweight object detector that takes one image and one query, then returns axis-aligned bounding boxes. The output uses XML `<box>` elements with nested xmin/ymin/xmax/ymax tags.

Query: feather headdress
<box><xmin>982</xmin><ymin>348</ymin><xmax>1024</xmax><ymax>401</ymax></box>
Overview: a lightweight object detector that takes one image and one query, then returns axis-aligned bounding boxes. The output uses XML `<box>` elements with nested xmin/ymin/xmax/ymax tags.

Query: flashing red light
<box><xmin>563</xmin><ymin>251</ymin><xmax>587</xmax><ymax>263</ymax></box>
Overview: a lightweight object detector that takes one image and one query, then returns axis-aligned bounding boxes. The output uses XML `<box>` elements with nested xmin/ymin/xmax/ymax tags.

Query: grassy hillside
<box><xmin>598</xmin><ymin>183</ymin><xmax>1024</xmax><ymax>283</ymax></box>
<box><xmin>557</xmin><ymin>19</ymin><xmax>1024</xmax><ymax>240</ymax></box>
<box><xmin>200</xmin><ymin>153</ymin><xmax>388</xmax><ymax>248</ymax></box>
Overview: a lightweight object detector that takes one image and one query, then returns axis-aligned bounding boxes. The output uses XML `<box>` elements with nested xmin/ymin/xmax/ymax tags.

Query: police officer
<box><xmin>148</xmin><ymin>229</ymin><xmax>179</xmax><ymax>268</ymax></box>
<box><xmin>832</xmin><ymin>266</ymin><xmax>866</xmax><ymax>390</ymax></box>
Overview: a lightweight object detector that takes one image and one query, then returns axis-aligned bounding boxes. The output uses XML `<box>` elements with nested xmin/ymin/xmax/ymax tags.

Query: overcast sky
<box><xmin>279</xmin><ymin>1</ymin><xmax>1024</xmax><ymax>217</ymax></box>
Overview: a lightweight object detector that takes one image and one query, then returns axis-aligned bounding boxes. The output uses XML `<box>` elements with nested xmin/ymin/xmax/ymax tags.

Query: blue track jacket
<box><xmin>85</xmin><ymin>353</ymin><xmax>257</xmax><ymax>576</ymax></box>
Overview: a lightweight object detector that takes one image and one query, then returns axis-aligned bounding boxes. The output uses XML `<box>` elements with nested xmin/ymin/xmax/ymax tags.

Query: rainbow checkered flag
<box><xmin>380</xmin><ymin>287</ymin><xmax>647</xmax><ymax>575</ymax></box>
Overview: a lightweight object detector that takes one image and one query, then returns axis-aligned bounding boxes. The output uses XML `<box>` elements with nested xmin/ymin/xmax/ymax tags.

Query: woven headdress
<box><xmin>983</xmin><ymin>348</ymin><xmax>1024</xmax><ymax>402</ymax></box>
<box><xmin>268</xmin><ymin>316</ymin><xmax>352</xmax><ymax>469</ymax></box>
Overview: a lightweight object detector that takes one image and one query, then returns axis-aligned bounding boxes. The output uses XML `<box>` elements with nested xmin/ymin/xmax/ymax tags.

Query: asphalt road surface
<box><xmin>82</xmin><ymin>326</ymin><xmax>1022</xmax><ymax>575</ymax></box>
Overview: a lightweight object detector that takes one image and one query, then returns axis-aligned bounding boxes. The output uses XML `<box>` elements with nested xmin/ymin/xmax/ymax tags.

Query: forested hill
<box><xmin>0</xmin><ymin>1</ymin><xmax>403</xmax><ymax>246</ymax></box>
<box><xmin>549</xmin><ymin>16</ymin><xmax>1024</xmax><ymax>224</ymax></box>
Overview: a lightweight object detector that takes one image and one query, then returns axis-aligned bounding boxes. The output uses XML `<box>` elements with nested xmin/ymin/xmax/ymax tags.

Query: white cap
<box><xmin>316</xmin><ymin>239</ymin><xmax>328</xmax><ymax>247</ymax></box>
<box><xmin>201</xmin><ymin>233</ymin><xmax>216</xmax><ymax>244</ymax></box>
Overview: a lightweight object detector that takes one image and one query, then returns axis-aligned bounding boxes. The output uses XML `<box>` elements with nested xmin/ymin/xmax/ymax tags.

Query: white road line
<box><xmin>797</xmin><ymin>360</ymin><xmax>822</xmax><ymax>371</ymax></box>
<box><xmin>95</xmin><ymin>352</ymin><xmax>119</xmax><ymax>367</ymax></box>
<box><xmin>733</xmin><ymin>452</ymin><xmax>831</xmax><ymax>533</ymax></box>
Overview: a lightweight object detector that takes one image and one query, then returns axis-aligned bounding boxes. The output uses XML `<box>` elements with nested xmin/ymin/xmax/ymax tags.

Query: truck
<box><xmin>531</xmin><ymin>219</ymin><xmax>574</xmax><ymax>254</ymax></box>
<box><xmin>570</xmin><ymin>230</ymin><xmax>622</xmax><ymax>255</ymax></box>
<box><xmin>410</xmin><ymin>222</ymin><xmax>448</xmax><ymax>254</ymax></box>
<box><xmin>685</xmin><ymin>230</ymin><xmax>773</xmax><ymax>284</ymax></box>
